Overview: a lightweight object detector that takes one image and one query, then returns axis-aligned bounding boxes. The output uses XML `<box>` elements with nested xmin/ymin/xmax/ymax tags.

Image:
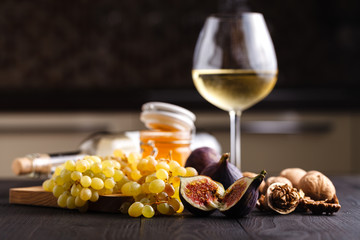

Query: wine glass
<box><xmin>192</xmin><ymin>13</ymin><xmax>277</xmax><ymax>171</ymax></box>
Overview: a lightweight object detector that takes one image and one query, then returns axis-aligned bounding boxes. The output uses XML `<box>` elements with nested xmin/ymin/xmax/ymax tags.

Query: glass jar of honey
<box><xmin>139</xmin><ymin>102</ymin><xmax>196</xmax><ymax>166</ymax></box>
<box><xmin>140</xmin><ymin>130</ymin><xmax>192</xmax><ymax>166</ymax></box>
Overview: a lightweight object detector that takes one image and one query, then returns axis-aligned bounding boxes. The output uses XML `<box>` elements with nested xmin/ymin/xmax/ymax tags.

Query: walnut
<box><xmin>298</xmin><ymin>171</ymin><xmax>336</xmax><ymax>201</ymax></box>
<box><xmin>279</xmin><ymin>168</ymin><xmax>307</xmax><ymax>189</ymax></box>
<box><xmin>263</xmin><ymin>176</ymin><xmax>292</xmax><ymax>194</ymax></box>
<box><xmin>301</xmin><ymin>196</ymin><xmax>341</xmax><ymax>215</ymax></box>
<box><xmin>257</xmin><ymin>183</ymin><xmax>303</xmax><ymax>214</ymax></box>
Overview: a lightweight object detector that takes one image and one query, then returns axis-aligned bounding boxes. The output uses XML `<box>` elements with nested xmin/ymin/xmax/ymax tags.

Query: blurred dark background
<box><xmin>0</xmin><ymin>0</ymin><xmax>359</xmax><ymax>112</ymax></box>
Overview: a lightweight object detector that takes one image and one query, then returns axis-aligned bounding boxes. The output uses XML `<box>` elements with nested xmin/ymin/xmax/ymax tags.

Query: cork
<box><xmin>12</xmin><ymin>157</ymin><xmax>33</xmax><ymax>175</ymax></box>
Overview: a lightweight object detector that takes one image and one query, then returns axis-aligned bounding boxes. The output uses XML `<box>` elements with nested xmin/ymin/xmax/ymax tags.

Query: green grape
<box><xmin>137</xmin><ymin>158</ymin><xmax>148</xmax><ymax>172</ymax></box>
<box><xmin>142</xmin><ymin>205</ymin><xmax>155</xmax><ymax>218</ymax></box>
<box><xmin>185</xmin><ymin>167</ymin><xmax>198</xmax><ymax>177</ymax></box>
<box><xmin>128</xmin><ymin>152</ymin><xmax>140</xmax><ymax>164</ymax></box>
<box><xmin>121</xmin><ymin>182</ymin><xmax>133</xmax><ymax>195</ymax></box>
<box><xmin>71</xmin><ymin>184</ymin><xmax>81</xmax><ymax>197</ymax></box>
<box><xmin>75</xmin><ymin>195</ymin><xmax>87</xmax><ymax>207</ymax></box>
<box><xmin>64</xmin><ymin>160</ymin><xmax>76</xmax><ymax>171</ymax></box>
<box><xmin>157</xmin><ymin>192</ymin><xmax>168</xmax><ymax>201</ymax></box>
<box><xmin>80</xmin><ymin>188</ymin><xmax>92</xmax><ymax>201</ymax></box>
<box><xmin>54</xmin><ymin>165</ymin><xmax>64</xmax><ymax>176</ymax></box>
<box><xmin>95</xmin><ymin>172</ymin><xmax>106</xmax><ymax>181</ymax></box>
<box><xmin>103</xmin><ymin>188</ymin><xmax>113</xmax><ymax>195</ymax></box>
<box><xmin>129</xmin><ymin>182</ymin><xmax>142</xmax><ymax>196</ymax></box>
<box><xmin>113</xmin><ymin>169</ymin><xmax>124</xmax><ymax>182</ymax></box>
<box><xmin>76</xmin><ymin>160</ymin><xmax>89</xmax><ymax>173</ymax></box>
<box><xmin>168</xmin><ymin>160</ymin><xmax>180</xmax><ymax>172</ymax></box>
<box><xmin>119</xmin><ymin>201</ymin><xmax>131</xmax><ymax>214</ymax></box>
<box><xmin>42</xmin><ymin>179</ymin><xmax>55</xmax><ymax>192</ymax></box>
<box><xmin>141</xmin><ymin>182</ymin><xmax>151</xmax><ymax>194</ymax></box>
<box><xmin>88</xmin><ymin>155</ymin><xmax>102</xmax><ymax>163</ymax></box>
<box><xmin>83</xmin><ymin>170</ymin><xmax>95</xmax><ymax>178</ymax></box>
<box><xmin>139</xmin><ymin>197</ymin><xmax>151</xmax><ymax>204</ymax></box>
<box><xmin>130</xmin><ymin>170</ymin><xmax>142</xmax><ymax>181</ymax></box>
<box><xmin>112</xmin><ymin>160</ymin><xmax>121</xmax><ymax>169</ymax></box>
<box><xmin>90</xmin><ymin>162</ymin><xmax>102</xmax><ymax>174</ymax></box>
<box><xmin>164</xmin><ymin>183</ymin><xmax>175</xmax><ymax>197</ymax></box>
<box><xmin>57</xmin><ymin>192</ymin><xmax>69</xmax><ymax>208</ymax></box>
<box><xmin>156</xmin><ymin>169</ymin><xmax>169</xmax><ymax>181</ymax></box>
<box><xmin>103</xmin><ymin>166</ymin><xmax>115</xmax><ymax>178</ymax></box>
<box><xmin>149</xmin><ymin>179</ymin><xmax>165</xmax><ymax>193</ymax></box>
<box><xmin>91</xmin><ymin>177</ymin><xmax>104</xmax><ymax>190</ymax></box>
<box><xmin>53</xmin><ymin>185</ymin><xmax>65</xmax><ymax>198</ymax></box>
<box><xmin>155</xmin><ymin>161</ymin><xmax>170</xmax><ymax>172</ymax></box>
<box><xmin>60</xmin><ymin>169</ymin><xmax>72</xmax><ymax>181</ymax></box>
<box><xmin>168</xmin><ymin>198</ymin><xmax>181</xmax><ymax>212</ymax></box>
<box><xmin>128</xmin><ymin>202</ymin><xmax>144</xmax><ymax>217</ymax></box>
<box><xmin>62</xmin><ymin>181</ymin><xmax>72</xmax><ymax>191</ymax></box>
<box><xmin>71</xmin><ymin>171</ymin><xmax>82</xmax><ymax>181</ymax></box>
<box><xmin>66</xmin><ymin>196</ymin><xmax>76</xmax><ymax>209</ymax></box>
<box><xmin>173</xmin><ymin>166</ymin><xmax>187</xmax><ymax>177</ymax></box>
<box><xmin>145</xmin><ymin>156</ymin><xmax>157</xmax><ymax>172</ymax></box>
<box><xmin>54</xmin><ymin>175</ymin><xmax>65</xmax><ymax>186</ymax></box>
<box><xmin>157</xmin><ymin>202</ymin><xmax>170</xmax><ymax>215</ymax></box>
<box><xmin>145</xmin><ymin>174</ymin><xmax>157</xmax><ymax>183</ymax></box>
<box><xmin>104</xmin><ymin>178</ymin><xmax>115</xmax><ymax>189</ymax></box>
<box><xmin>80</xmin><ymin>176</ymin><xmax>92</xmax><ymax>188</ymax></box>
<box><xmin>102</xmin><ymin>160</ymin><xmax>114</xmax><ymax>168</ymax></box>
<box><xmin>89</xmin><ymin>190</ymin><xmax>99</xmax><ymax>202</ymax></box>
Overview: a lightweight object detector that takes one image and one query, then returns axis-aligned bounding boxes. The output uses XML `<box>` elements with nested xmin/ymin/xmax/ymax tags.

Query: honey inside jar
<box><xmin>140</xmin><ymin>130</ymin><xmax>192</xmax><ymax>166</ymax></box>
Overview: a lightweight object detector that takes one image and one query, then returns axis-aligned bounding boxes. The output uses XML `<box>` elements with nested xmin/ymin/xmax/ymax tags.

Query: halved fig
<box><xmin>179</xmin><ymin>175</ymin><xmax>224</xmax><ymax>216</ymax></box>
<box><xmin>219</xmin><ymin>170</ymin><xmax>266</xmax><ymax>217</ymax></box>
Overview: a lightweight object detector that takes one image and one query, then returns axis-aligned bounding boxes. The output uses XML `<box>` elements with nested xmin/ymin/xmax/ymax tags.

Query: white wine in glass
<box><xmin>192</xmin><ymin>13</ymin><xmax>278</xmax><ymax>170</ymax></box>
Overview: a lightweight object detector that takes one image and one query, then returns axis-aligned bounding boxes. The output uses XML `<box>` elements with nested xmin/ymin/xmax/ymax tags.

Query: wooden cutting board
<box><xmin>9</xmin><ymin>186</ymin><xmax>133</xmax><ymax>213</ymax></box>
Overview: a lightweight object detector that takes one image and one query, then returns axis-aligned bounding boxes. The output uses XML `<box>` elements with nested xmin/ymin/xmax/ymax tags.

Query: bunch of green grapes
<box><xmin>42</xmin><ymin>150</ymin><xmax>198</xmax><ymax>218</ymax></box>
<box><xmin>42</xmin><ymin>155</ymin><xmax>126</xmax><ymax>210</ymax></box>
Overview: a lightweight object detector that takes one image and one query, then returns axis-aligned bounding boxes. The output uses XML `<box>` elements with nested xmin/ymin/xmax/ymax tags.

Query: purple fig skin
<box><xmin>221</xmin><ymin>170</ymin><xmax>266</xmax><ymax>218</ymax></box>
<box><xmin>201</xmin><ymin>153</ymin><xmax>243</xmax><ymax>189</ymax></box>
<box><xmin>185</xmin><ymin>147</ymin><xmax>220</xmax><ymax>174</ymax></box>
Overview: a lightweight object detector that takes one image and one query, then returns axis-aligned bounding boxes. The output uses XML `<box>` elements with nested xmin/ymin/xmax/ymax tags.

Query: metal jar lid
<box><xmin>140</xmin><ymin>102</ymin><xmax>196</xmax><ymax>132</ymax></box>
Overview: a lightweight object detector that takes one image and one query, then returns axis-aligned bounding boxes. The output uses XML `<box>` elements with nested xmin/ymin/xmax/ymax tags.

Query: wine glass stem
<box><xmin>229</xmin><ymin>110</ymin><xmax>242</xmax><ymax>170</ymax></box>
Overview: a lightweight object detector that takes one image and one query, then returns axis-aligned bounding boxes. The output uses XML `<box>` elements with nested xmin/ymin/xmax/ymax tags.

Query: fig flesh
<box><xmin>185</xmin><ymin>147</ymin><xmax>219</xmax><ymax>174</ymax></box>
<box><xmin>201</xmin><ymin>153</ymin><xmax>243</xmax><ymax>189</ymax></box>
<box><xmin>179</xmin><ymin>175</ymin><xmax>224</xmax><ymax>216</ymax></box>
<box><xmin>179</xmin><ymin>171</ymin><xmax>266</xmax><ymax>217</ymax></box>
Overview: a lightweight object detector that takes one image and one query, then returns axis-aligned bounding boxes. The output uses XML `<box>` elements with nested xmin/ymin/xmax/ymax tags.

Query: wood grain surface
<box><xmin>9</xmin><ymin>186</ymin><xmax>133</xmax><ymax>213</ymax></box>
<box><xmin>1</xmin><ymin>176</ymin><xmax>360</xmax><ymax>240</ymax></box>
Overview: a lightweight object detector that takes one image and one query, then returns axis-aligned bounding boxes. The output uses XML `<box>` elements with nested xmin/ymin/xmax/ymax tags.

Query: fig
<box><xmin>179</xmin><ymin>170</ymin><xmax>266</xmax><ymax>217</ymax></box>
<box><xmin>201</xmin><ymin>153</ymin><xmax>243</xmax><ymax>189</ymax></box>
<box><xmin>219</xmin><ymin>170</ymin><xmax>266</xmax><ymax>217</ymax></box>
<box><xmin>179</xmin><ymin>175</ymin><xmax>224</xmax><ymax>216</ymax></box>
<box><xmin>185</xmin><ymin>147</ymin><xmax>220</xmax><ymax>173</ymax></box>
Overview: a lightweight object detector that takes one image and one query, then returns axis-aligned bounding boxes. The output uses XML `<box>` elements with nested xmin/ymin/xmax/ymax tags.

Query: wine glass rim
<box><xmin>208</xmin><ymin>12</ymin><xmax>263</xmax><ymax>19</ymax></box>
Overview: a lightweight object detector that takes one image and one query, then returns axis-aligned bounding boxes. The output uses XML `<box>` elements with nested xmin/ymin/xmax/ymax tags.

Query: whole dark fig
<box><xmin>185</xmin><ymin>147</ymin><xmax>219</xmax><ymax>174</ymax></box>
<box><xmin>201</xmin><ymin>153</ymin><xmax>243</xmax><ymax>189</ymax></box>
<box><xmin>179</xmin><ymin>175</ymin><xmax>224</xmax><ymax>216</ymax></box>
<box><xmin>219</xmin><ymin>170</ymin><xmax>266</xmax><ymax>217</ymax></box>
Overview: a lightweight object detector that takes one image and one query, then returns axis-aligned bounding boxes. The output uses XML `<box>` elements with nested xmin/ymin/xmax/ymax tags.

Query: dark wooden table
<box><xmin>1</xmin><ymin>176</ymin><xmax>359</xmax><ymax>240</ymax></box>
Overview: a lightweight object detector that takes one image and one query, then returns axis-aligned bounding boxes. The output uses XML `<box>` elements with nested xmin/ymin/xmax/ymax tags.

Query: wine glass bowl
<box><xmin>192</xmin><ymin>13</ymin><xmax>277</xmax><ymax>170</ymax></box>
